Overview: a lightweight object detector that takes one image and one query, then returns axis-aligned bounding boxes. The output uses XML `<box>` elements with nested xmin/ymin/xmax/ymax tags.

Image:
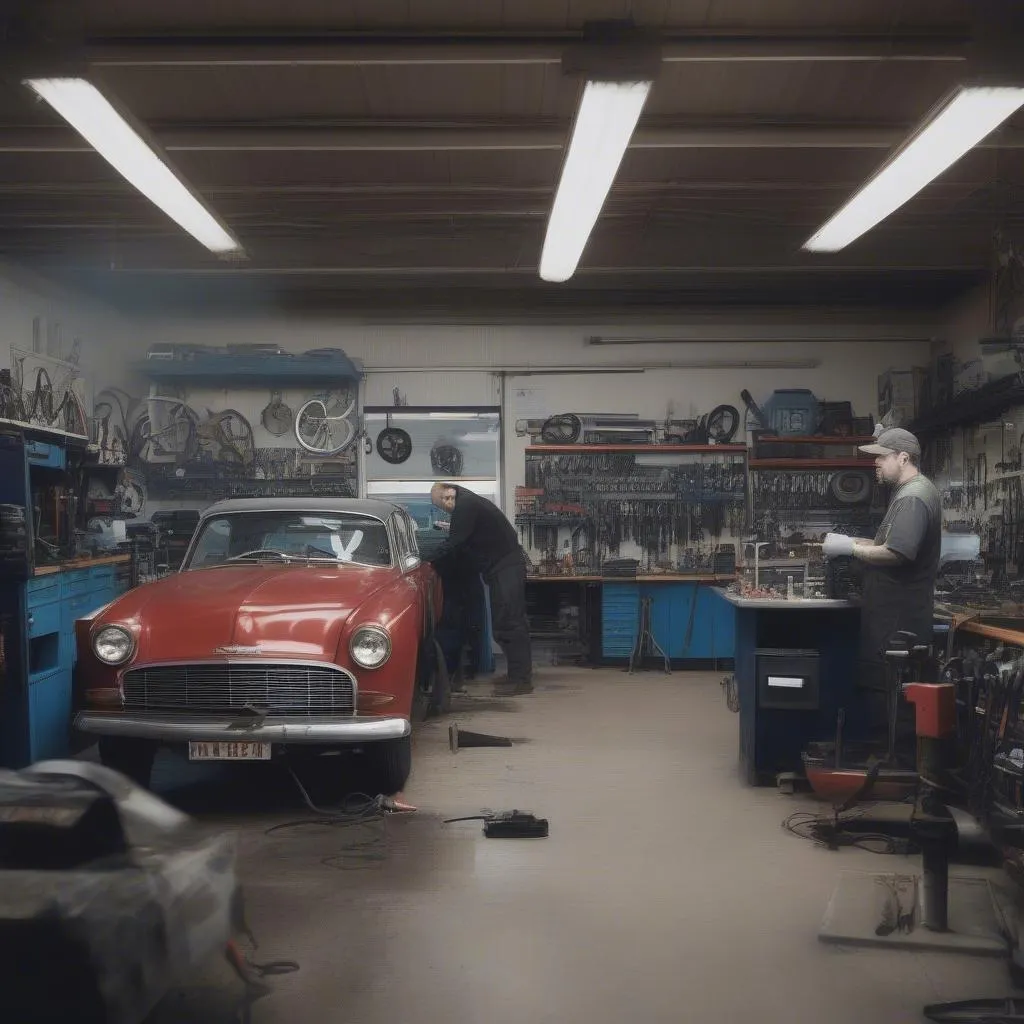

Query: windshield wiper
<box><xmin>305</xmin><ymin>544</ymin><xmax>339</xmax><ymax>560</ymax></box>
<box><xmin>226</xmin><ymin>550</ymin><xmax>297</xmax><ymax>563</ymax></box>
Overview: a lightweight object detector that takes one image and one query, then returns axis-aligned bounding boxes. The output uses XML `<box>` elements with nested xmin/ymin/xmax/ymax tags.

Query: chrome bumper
<box><xmin>74</xmin><ymin>710</ymin><xmax>410</xmax><ymax>744</ymax></box>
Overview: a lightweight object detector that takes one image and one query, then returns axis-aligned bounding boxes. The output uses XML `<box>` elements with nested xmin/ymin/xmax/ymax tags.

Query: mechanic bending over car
<box><xmin>429</xmin><ymin>482</ymin><xmax>534</xmax><ymax>696</ymax></box>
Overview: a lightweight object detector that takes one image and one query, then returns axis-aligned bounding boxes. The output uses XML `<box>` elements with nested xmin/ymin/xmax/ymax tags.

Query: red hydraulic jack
<box><xmin>819</xmin><ymin>678</ymin><xmax>1007</xmax><ymax>955</ymax></box>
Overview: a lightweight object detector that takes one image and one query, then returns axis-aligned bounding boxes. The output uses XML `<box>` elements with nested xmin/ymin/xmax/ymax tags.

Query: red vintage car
<box><xmin>73</xmin><ymin>498</ymin><xmax>448</xmax><ymax>795</ymax></box>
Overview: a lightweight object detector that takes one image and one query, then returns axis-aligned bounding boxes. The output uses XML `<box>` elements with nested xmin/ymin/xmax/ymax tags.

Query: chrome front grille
<box><xmin>122</xmin><ymin>662</ymin><xmax>356</xmax><ymax>716</ymax></box>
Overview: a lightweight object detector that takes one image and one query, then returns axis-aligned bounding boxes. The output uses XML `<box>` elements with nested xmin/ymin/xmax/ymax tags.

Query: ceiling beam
<box><xmin>0</xmin><ymin>181</ymin><xmax>998</xmax><ymax>198</ymax></box>
<box><xmin>4</xmin><ymin>122</ymin><xmax>1022</xmax><ymax>153</ymax></box>
<box><xmin>6</xmin><ymin>221</ymin><xmax>986</xmax><ymax>274</ymax></box>
<box><xmin>81</xmin><ymin>33</ymin><xmax>968</xmax><ymax>67</ymax></box>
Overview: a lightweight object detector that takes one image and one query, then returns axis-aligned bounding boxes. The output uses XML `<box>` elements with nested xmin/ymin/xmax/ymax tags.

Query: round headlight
<box><xmin>93</xmin><ymin>626</ymin><xmax>134</xmax><ymax>665</ymax></box>
<box><xmin>350</xmin><ymin>626</ymin><xmax>391</xmax><ymax>669</ymax></box>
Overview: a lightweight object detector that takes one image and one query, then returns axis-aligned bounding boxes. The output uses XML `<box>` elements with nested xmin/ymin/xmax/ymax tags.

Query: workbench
<box><xmin>714</xmin><ymin>590</ymin><xmax>864</xmax><ymax>785</ymax></box>
<box><xmin>526</xmin><ymin>573</ymin><xmax>735</xmax><ymax>665</ymax></box>
<box><xmin>953</xmin><ymin>616</ymin><xmax>1024</xmax><ymax>648</ymax></box>
<box><xmin>0</xmin><ymin>431</ymin><xmax>133</xmax><ymax>767</ymax></box>
<box><xmin>2</xmin><ymin>555</ymin><xmax>132</xmax><ymax>768</ymax></box>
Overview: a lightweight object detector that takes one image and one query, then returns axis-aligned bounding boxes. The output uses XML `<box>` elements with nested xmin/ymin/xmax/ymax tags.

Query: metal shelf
<box><xmin>755</xmin><ymin>435</ymin><xmax>875</xmax><ymax>444</ymax></box>
<box><xmin>909</xmin><ymin>376</ymin><xmax>1024</xmax><ymax>438</ymax></box>
<box><xmin>526</xmin><ymin>444</ymin><xmax>747</xmax><ymax>453</ymax></box>
<box><xmin>749</xmin><ymin>459</ymin><xmax>874</xmax><ymax>469</ymax></box>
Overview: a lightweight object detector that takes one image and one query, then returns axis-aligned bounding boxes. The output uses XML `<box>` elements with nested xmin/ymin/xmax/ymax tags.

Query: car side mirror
<box><xmin>404</xmin><ymin>555</ymin><xmax>420</xmax><ymax>570</ymax></box>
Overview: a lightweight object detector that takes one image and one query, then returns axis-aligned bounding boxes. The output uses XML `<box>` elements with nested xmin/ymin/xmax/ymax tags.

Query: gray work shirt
<box><xmin>858</xmin><ymin>473</ymin><xmax>942</xmax><ymax>685</ymax></box>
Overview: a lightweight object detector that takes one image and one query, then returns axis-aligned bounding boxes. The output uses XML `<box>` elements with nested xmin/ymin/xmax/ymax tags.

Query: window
<box><xmin>184</xmin><ymin>512</ymin><xmax>393</xmax><ymax>569</ymax></box>
<box><xmin>403</xmin><ymin>512</ymin><xmax>420</xmax><ymax>557</ymax></box>
<box><xmin>390</xmin><ymin>512</ymin><xmax>420</xmax><ymax>570</ymax></box>
<box><xmin>363</xmin><ymin>407</ymin><xmax>501</xmax><ymax>520</ymax></box>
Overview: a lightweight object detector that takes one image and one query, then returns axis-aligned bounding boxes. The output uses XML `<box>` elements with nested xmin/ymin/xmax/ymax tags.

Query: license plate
<box><xmin>188</xmin><ymin>741</ymin><xmax>271</xmax><ymax>761</ymax></box>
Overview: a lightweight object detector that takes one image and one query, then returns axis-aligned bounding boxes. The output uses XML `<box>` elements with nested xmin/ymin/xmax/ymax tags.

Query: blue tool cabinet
<box><xmin>601</xmin><ymin>581</ymin><xmax>735</xmax><ymax>662</ymax></box>
<box><xmin>0</xmin><ymin>433</ymin><xmax>131</xmax><ymax>767</ymax></box>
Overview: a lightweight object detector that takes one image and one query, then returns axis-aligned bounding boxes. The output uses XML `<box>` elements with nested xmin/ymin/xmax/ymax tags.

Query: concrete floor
<box><xmin>150</xmin><ymin>668</ymin><xmax>1017</xmax><ymax>1023</ymax></box>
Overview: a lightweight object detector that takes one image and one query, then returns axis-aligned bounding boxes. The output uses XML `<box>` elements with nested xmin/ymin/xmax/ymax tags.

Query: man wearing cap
<box><xmin>822</xmin><ymin>427</ymin><xmax>941</xmax><ymax>709</ymax></box>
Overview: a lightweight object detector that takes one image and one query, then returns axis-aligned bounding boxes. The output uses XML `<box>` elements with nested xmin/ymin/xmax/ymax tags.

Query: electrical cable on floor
<box><xmin>782</xmin><ymin>808</ymin><xmax>916</xmax><ymax>855</ymax></box>
<box><xmin>264</xmin><ymin>761</ymin><xmax>415</xmax><ymax>870</ymax></box>
<box><xmin>226</xmin><ymin>927</ymin><xmax>302</xmax><ymax>1024</ymax></box>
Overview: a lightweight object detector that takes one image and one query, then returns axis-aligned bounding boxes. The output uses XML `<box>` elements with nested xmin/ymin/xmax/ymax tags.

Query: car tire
<box><xmin>412</xmin><ymin>636</ymin><xmax>450</xmax><ymax>723</ymax></box>
<box><xmin>427</xmin><ymin>637</ymin><xmax>452</xmax><ymax>717</ymax></box>
<box><xmin>361</xmin><ymin>737</ymin><xmax>411</xmax><ymax>796</ymax></box>
<box><xmin>97</xmin><ymin>737</ymin><xmax>156</xmax><ymax>789</ymax></box>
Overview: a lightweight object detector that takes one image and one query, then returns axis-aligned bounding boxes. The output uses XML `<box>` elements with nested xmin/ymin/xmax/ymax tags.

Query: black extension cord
<box><xmin>782</xmin><ymin>809</ymin><xmax>916</xmax><ymax>856</ymax></box>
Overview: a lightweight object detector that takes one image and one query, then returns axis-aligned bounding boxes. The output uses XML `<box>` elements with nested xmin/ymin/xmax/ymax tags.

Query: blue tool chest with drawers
<box><xmin>0</xmin><ymin>433</ymin><xmax>131</xmax><ymax>767</ymax></box>
<box><xmin>601</xmin><ymin>580</ymin><xmax>735</xmax><ymax>661</ymax></box>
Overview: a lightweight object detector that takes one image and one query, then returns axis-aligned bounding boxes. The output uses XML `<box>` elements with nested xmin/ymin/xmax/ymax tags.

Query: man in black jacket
<box><xmin>430</xmin><ymin>482</ymin><xmax>533</xmax><ymax>696</ymax></box>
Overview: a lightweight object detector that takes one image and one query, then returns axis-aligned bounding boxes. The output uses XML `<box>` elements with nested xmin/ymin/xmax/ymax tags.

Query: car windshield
<box><xmin>184</xmin><ymin>512</ymin><xmax>393</xmax><ymax>569</ymax></box>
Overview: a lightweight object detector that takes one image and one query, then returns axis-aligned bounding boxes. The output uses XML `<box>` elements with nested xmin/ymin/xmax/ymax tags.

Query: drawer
<box><xmin>60</xmin><ymin>569</ymin><xmax>97</xmax><ymax>597</ymax></box>
<box><xmin>64</xmin><ymin>591</ymin><xmax>108</xmax><ymax>622</ymax></box>
<box><xmin>27</xmin><ymin>600</ymin><xmax>61</xmax><ymax>639</ymax></box>
<box><xmin>26</xmin><ymin>441</ymin><xmax>65</xmax><ymax>469</ymax></box>
<box><xmin>27</xmin><ymin>575</ymin><xmax>61</xmax><ymax>604</ymax></box>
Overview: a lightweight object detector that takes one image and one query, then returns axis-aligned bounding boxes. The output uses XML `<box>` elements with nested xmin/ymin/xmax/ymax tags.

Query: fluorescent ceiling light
<box><xmin>804</xmin><ymin>85</ymin><xmax>1024</xmax><ymax>252</ymax></box>
<box><xmin>540</xmin><ymin>79</ymin><xmax>651</xmax><ymax>282</ymax></box>
<box><xmin>23</xmin><ymin>77</ymin><xmax>243</xmax><ymax>256</ymax></box>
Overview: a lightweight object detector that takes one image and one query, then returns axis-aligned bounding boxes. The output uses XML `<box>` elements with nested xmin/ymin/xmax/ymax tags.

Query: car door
<box><xmin>393</xmin><ymin>510</ymin><xmax>438</xmax><ymax>638</ymax></box>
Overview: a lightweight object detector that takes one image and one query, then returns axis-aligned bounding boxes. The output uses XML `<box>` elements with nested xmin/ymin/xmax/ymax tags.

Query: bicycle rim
<box><xmin>295</xmin><ymin>398</ymin><xmax>356</xmax><ymax>455</ymax></box>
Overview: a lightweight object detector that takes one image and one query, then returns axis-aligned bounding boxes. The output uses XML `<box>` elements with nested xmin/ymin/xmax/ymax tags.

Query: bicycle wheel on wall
<box><xmin>294</xmin><ymin>396</ymin><xmax>357</xmax><ymax>455</ymax></box>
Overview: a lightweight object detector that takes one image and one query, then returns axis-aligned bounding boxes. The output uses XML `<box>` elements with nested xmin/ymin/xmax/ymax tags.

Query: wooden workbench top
<box><xmin>956</xmin><ymin>618</ymin><xmax>1024</xmax><ymax>647</ymax></box>
<box><xmin>34</xmin><ymin>554</ymin><xmax>132</xmax><ymax>576</ymax></box>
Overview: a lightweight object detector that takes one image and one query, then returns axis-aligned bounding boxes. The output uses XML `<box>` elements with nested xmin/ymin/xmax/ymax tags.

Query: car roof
<box><xmin>200</xmin><ymin>497</ymin><xmax>403</xmax><ymax>522</ymax></box>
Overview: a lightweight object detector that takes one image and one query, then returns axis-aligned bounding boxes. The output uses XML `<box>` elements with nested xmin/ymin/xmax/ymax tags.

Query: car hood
<box><xmin>100</xmin><ymin>564</ymin><xmax>397</xmax><ymax>662</ymax></box>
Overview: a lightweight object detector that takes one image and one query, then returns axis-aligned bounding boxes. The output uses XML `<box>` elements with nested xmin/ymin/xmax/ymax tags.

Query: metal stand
<box><xmin>818</xmin><ymin>681</ymin><xmax>1007</xmax><ymax>957</ymax></box>
<box><xmin>628</xmin><ymin>597</ymin><xmax>671</xmax><ymax>674</ymax></box>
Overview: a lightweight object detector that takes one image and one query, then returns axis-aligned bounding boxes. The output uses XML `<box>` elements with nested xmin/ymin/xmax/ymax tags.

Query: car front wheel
<box><xmin>97</xmin><ymin>736</ymin><xmax>156</xmax><ymax>789</ymax></box>
<box><xmin>360</xmin><ymin>736</ymin><xmax>411</xmax><ymax>796</ymax></box>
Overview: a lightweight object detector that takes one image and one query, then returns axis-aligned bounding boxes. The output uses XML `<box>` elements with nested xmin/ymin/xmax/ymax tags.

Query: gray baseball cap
<box><xmin>858</xmin><ymin>427</ymin><xmax>921</xmax><ymax>458</ymax></box>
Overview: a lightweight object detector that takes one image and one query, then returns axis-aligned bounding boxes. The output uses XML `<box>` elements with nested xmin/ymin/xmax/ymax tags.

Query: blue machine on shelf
<box><xmin>0</xmin><ymin>433</ymin><xmax>131</xmax><ymax>768</ymax></box>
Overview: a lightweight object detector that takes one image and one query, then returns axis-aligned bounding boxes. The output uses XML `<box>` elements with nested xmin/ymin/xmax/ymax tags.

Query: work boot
<box><xmin>492</xmin><ymin>677</ymin><xmax>534</xmax><ymax>697</ymax></box>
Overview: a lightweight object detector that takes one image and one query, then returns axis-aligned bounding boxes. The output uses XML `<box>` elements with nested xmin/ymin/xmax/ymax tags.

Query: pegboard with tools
<box><xmin>924</xmin><ymin>418</ymin><xmax>1024</xmax><ymax>610</ymax></box>
<box><xmin>519</xmin><ymin>444</ymin><xmax>749</xmax><ymax>576</ymax></box>
<box><xmin>748</xmin><ymin>438</ymin><xmax>884</xmax><ymax>547</ymax></box>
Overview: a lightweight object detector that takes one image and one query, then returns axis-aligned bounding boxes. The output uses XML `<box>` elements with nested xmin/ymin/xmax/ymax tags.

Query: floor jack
<box><xmin>817</xmin><ymin>644</ymin><xmax>1012</xmax><ymax>957</ymax></box>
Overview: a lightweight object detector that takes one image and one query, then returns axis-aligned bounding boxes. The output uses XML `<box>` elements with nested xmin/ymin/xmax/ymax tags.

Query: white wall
<box><xmin>0</xmin><ymin>260</ymin><xmax>134</xmax><ymax>407</ymax></box>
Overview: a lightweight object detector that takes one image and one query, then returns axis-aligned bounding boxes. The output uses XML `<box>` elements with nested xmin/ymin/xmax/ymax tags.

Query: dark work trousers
<box><xmin>436</xmin><ymin>571</ymin><xmax>485</xmax><ymax>679</ymax></box>
<box><xmin>484</xmin><ymin>551</ymin><xmax>533</xmax><ymax>683</ymax></box>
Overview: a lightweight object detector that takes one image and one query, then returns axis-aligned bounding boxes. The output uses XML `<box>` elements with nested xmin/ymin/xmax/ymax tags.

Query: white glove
<box><xmin>822</xmin><ymin>532</ymin><xmax>855</xmax><ymax>558</ymax></box>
